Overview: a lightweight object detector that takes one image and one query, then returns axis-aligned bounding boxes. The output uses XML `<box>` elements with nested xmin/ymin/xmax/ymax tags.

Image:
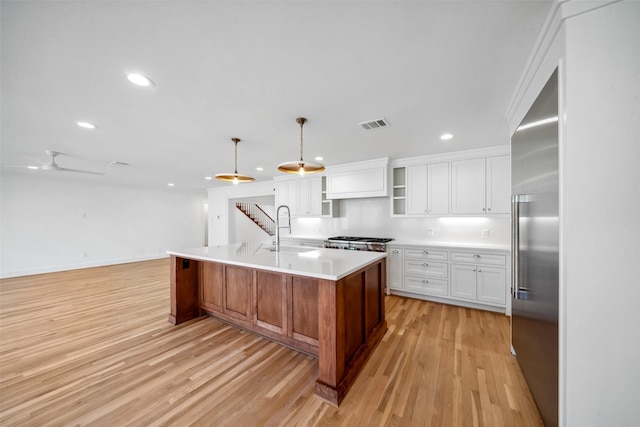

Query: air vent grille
<box><xmin>110</xmin><ymin>161</ymin><xmax>130</xmax><ymax>166</ymax></box>
<box><xmin>358</xmin><ymin>117</ymin><xmax>390</xmax><ymax>131</ymax></box>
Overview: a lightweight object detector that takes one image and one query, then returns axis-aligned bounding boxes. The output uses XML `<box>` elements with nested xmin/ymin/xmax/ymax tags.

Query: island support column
<box><xmin>314</xmin><ymin>259</ymin><xmax>387</xmax><ymax>405</ymax></box>
<box><xmin>168</xmin><ymin>255</ymin><xmax>200</xmax><ymax>325</ymax></box>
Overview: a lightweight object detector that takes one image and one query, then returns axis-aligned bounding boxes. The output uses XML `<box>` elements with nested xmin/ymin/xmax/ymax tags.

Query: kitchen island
<box><xmin>167</xmin><ymin>243</ymin><xmax>387</xmax><ymax>406</ymax></box>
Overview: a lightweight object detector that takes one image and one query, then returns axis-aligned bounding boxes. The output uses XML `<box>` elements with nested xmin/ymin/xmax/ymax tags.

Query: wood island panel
<box><xmin>169</xmin><ymin>254</ymin><xmax>387</xmax><ymax>406</ymax></box>
<box><xmin>291</xmin><ymin>276</ymin><xmax>319</xmax><ymax>346</ymax></box>
<box><xmin>255</xmin><ymin>270</ymin><xmax>286</xmax><ymax>334</ymax></box>
<box><xmin>224</xmin><ymin>265</ymin><xmax>252</xmax><ymax>321</ymax></box>
<box><xmin>200</xmin><ymin>261</ymin><xmax>224</xmax><ymax>313</ymax></box>
<box><xmin>168</xmin><ymin>257</ymin><xmax>199</xmax><ymax>325</ymax></box>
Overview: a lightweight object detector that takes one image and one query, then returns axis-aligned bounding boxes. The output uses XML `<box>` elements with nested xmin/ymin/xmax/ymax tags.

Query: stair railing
<box><xmin>235</xmin><ymin>202</ymin><xmax>276</xmax><ymax>236</ymax></box>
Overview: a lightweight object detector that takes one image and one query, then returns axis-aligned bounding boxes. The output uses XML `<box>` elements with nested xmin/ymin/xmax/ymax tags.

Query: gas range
<box><xmin>324</xmin><ymin>236</ymin><xmax>394</xmax><ymax>252</ymax></box>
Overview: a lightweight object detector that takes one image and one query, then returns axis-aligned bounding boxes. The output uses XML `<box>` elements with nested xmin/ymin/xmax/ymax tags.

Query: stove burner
<box><xmin>324</xmin><ymin>236</ymin><xmax>394</xmax><ymax>252</ymax></box>
<box><xmin>327</xmin><ymin>236</ymin><xmax>393</xmax><ymax>243</ymax></box>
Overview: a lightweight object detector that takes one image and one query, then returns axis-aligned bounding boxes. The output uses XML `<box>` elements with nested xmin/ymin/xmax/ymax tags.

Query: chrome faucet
<box><xmin>273</xmin><ymin>205</ymin><xmax>291</xmax><ymax>252</ymax></box>
<box><xmin>274</xmin><ymin>205</ymin><xmax>291</xmax><ymax>252</ymax></box>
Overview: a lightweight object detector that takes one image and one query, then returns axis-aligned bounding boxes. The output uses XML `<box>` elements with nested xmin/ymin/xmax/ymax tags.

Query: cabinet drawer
<box><xmin>403</xmin><ymin>248</ymin><xmax>448</xmax><ymax>261</ymax></box>
<box><xmin>450</xmin><ymin>252</ymin><xmax>506</xmax><ymax>266</ymax></box>
<box><xmin>403</xmin><ymin>260</ymin><xmax>448</xmax><ymax>278</ymax></box>
<box><xmin>404</xmin><ymin>275</ymin><xmax>448</xmax><ymax>296</ymax></box>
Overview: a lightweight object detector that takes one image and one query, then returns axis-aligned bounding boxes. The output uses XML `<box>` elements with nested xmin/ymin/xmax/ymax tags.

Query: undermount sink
<box><xmin>266</xmin><ymin>245</ymin><xmax>318</xmax><ymax>253</ymax></box>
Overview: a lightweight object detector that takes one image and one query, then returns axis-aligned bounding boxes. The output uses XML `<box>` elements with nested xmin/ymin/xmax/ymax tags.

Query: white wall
<box><xmin>290</xmin><ymin>197</ymin><xmax>510</xmax><ymax>244</ymax></box>
<box><xmin>209</xmin><ymin>180</ymin><xmax>510</xmax><ymax>246</ymax></box>
<box><xmin>0</xmin><ymin>172</ymin><xmax>205</xmax><ymax>278</ymax></box>
<box><xmin>507</xmin><ymin>1</ymin><xmax>640</xmax><ymax>425</ymax></box>
<box><xmin>232</xmin><ymin>201</ymin><xmax>275</xmax><ymax>244</ymax></box>
<box><xmin>562</xmin><ymin>1</ymin><xmax>640</xmax><ymax>425</ymax></box>
<box><xmin>208</xmin><ymin>180</ymin><xmax>275</xmax><ymax>245</ymax></box>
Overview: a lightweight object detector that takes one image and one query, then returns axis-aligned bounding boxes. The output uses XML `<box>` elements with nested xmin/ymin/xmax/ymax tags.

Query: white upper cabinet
<box><xmin>427</xmin><ymin>162</ymin><xmax>450</xmax><ymax>214</ymax></box>
<box><xmin>485</xmin><ymin>155</ymin><xmax>510</xmax><ymax>214</ymax></box>
<box><xmin>325</xmin><ymin>158</ymin><xmax>388</xmax><ymax>199</ymax></box>
<box><xmin>451</xmin><ymin>155</ymin><xmax>510</xmax><ymax>215</ymax></box>
<box><xmin>298</xmin><ymin>177</ymin><xmax>322</xmax><ymax>216</ymax></box>
<box><xmin>451</xmin><ymin>158</ymin><xmax>486</xmax><ymax>214</ymax></box>
<box><xmin>407</xmin><ymin>165</ymin><xmax>428</xmax><ymax>214</ymax></box>
<box><xmin>274</xmin><ymin>176</ymin><xmax>322</xmax><ymax>217</ymax></box>
<box><xmin>407</xmin><ymin>162</ymin><xmax>449</xmax><ymax>215</ymax></box>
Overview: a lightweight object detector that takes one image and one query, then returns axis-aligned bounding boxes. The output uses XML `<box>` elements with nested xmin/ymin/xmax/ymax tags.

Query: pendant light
<box><xmin>278</xmin><ymin>117</ymin><xmax>325</xmax><ymax>176</ymax></box>
<box><xmin>215</xmin><ymin>138</ymin><xmax>255</xmax><ymax>184</ymax></box>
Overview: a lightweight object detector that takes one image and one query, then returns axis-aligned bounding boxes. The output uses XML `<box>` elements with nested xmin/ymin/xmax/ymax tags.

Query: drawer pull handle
<box><xmin>422</xmin><ymin>263</ymin><xmax>429</xmax><ymax>267</ymax></box>
<box><xmin>392</xmin><ymin>250</ymin><xmax>399</xmax><ymax>253</ymax></box>
<box><xmin>422</xmin><ymin>250</ymin><xmax>429</xmax><ymax>254</ymax></box>
<box><xmin>421</xmin><ymin>279</ymin><xmax>429</xmax><ymax>284</ymax></box>
<box><xmin>473</xmin><ymin>254</ymin><xmax>481</xmax><ymax>258</ymax></box>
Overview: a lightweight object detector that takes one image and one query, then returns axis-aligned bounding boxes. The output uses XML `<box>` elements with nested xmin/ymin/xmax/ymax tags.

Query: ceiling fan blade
<box><xmin>58</xmin><ymin>167</ymin><xmax>105</xmax><ymax>175</ymax></box>
<box><xmin>2</xmin><ymin>165</ymin><xmax>40</xmax><ymax>169</ymax></box>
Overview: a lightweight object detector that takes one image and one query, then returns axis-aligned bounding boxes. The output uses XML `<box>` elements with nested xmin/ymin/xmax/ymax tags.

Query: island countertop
<box><xmin>167</xmin><ymin>242</ymin><xmax>386</xmax><ymax>281</ymax></box>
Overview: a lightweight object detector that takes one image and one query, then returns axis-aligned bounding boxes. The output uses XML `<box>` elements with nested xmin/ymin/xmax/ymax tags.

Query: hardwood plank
<box><xmin>0</xmin><ymin>259</ymin><xmax>543</xmax><ymax>426</ymax></box>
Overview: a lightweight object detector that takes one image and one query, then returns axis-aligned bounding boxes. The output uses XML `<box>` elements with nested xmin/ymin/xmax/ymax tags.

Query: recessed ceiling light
<box><xmin>205</xmin><ymin>176</ymin><xmax>212</xmax><ymax>180</ymax></box>
<box><xmin>77</xmin><ymin>121</ymin><xmax>97</xmax><ymax>129</ymax></box>
<box><xmin>315</xmin><ymin>156</ymin><xmax>323</xmax><ymax>161</ymax></box>
<box><xmin>167</xmin><ymin>183</ymin><xmax>175</xmax><ymax>187</ymax></box>
<box><xmin>27</xmin><ymin>166</ymin><xmax>39</xmax><ymax>170</ymax></box>
<box><xmin>126</xmin><ymin>73</ymin><xmax>154</xmax><ymax>87</ymax></box>
<box><xmin>256</xmin><ymin>167</ymin><xmax>264</xmax><ymax>171</ymax></box>
<box><xmin>440</xmin><ymin>133</ymin><xmax>454</xmax><ymax>140</ymax></box>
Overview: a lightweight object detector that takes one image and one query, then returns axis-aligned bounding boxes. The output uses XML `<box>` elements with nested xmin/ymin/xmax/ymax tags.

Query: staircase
<box><xmin>235</xmin><ymin>202</ymin><xmax>276</xmax><ymax>236</ymax></box>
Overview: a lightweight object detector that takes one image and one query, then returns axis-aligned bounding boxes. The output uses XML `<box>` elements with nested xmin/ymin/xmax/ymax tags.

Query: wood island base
<box><xmin>169</xmin><ymin>254</ymin><xmax>387</xmax><ymax>406</ymax></box>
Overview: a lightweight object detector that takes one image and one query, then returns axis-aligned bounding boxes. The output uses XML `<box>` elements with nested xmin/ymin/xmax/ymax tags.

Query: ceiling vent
<box><xmin>110</xmin><ymin>161</ymin><xmax>130</xmax><ymax>166</ymax></box>
<box><xmin>358</xmin><ymin>117</ymin><xmax>390</xmax><ymax>131</ymax></box>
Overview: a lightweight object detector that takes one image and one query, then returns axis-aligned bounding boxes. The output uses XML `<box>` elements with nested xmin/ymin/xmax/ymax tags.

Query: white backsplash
<box><xmin>291</xmin><ymin>197</ymin><xmax>510</xmax><ymax>244</ymax></box>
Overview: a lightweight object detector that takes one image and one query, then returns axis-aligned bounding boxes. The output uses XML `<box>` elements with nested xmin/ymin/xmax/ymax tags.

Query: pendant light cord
<box><xmin>233</xmin><ymin>138</ymin><xmax>239</xmax><ymax>174</ymax></box>
<box><xmin>299</xmin><ymin>120</ymin><xmax>304</xmax><ymax>163</ymax></box>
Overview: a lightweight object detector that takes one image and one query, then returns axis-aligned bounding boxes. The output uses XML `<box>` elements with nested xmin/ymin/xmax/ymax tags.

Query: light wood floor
<box><xmin>0</xmin><ymin>259</ymin><xmax>543</xmax><ymax>426</ymax></box>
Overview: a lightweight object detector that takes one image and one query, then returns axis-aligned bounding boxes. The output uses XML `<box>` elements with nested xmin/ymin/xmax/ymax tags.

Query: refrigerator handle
<box><xmin>511</xmin><ymin>194</ymin><xmax>520</xmax><ymax>299</ymax></box>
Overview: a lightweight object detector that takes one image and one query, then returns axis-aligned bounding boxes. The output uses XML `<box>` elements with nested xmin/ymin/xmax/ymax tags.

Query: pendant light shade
<box><xmin>215</xmin><ymin>138</ymin><xmax>255</xmax><ymax>184</ymax></box>
<box><xmin>278</xmin><ymin>117</ymin><xmax>325</xmax><ymax>176</ymax></box>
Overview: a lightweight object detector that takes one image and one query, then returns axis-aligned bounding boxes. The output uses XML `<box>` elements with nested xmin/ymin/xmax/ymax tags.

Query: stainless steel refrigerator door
<box><xmin>511</xmin><ymin>68</ymin><xmax>559</xmax><ymax>427</ymax></box>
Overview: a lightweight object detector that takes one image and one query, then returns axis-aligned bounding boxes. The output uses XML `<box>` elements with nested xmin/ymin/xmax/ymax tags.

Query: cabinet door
<box><xmin>387</xmin><ymin>247</ymin><xmax>403</xmax><ymax>290</ymax></box>
<box><xmin>427</xmin><ymin>162</ymin><xmax>450</xmax><ymax>214</ymax></box>
<box><xmin>403</xmin><ymin>260</ymin><xmax>448</xmax><ymax>278</ymax></box>
<box><xmin>477</xmin><ymin>267</ymin><xmax>506</xmax><ymax>305</ymax></box>
<box><xmin>404</xmin><ymin>275</ymin><xmax>448</xmax><ymax>296</ymax></box>
<box><xmin>407</xmin><ymin>165</ymin><xmax>428</xmax><ymax>214</ymax></box>
<box><xmin>486</xmin><ymin>155</ymin><xmax>510</xmax><ymax>214</ymax></box>
<box><xmin>450</xmin><ymin>264</ymin><xmax>477</xmax><ymax>300</ymax></box>
<box><xmin>255</xmin><ymin>270</ymin><xmax>287</xmax><ymax>334</ymax></box>
<box><xmin>291</xmin><ymin>277</ymin><xmax>319</xmax><ymax>346</ymax></box>
<box><xmin>451</xmin><ymin>158</ymin><xmax>486</xmax><ymax>214</ymax></box>
<box><xmin>275</xmin><ymin>180</ymin><xmax>298</xmax><ymax>215</ymax></box>
<box><xmin>224</xmin><ymin>265</ymin><xmax>252</xmax><ymax>321</ymax></box>
<box><xmin>298</xmin><ymin>177</ymin><xmax>322</xmax><ymax>216</ymax></box>
<box><xmin>200</xmin><ymin>262</ymin><xmax>224</xmax><ymax>313</ymax></box>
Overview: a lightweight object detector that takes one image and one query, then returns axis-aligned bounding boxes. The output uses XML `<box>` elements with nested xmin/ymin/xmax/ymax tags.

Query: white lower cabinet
<box><xmin>387</xmin><ymin>246</ymin><xmax>403</xmax><ymax>291</ymax></box>
<box><xmin>477</xmin><ymin>267</ymin><xmax>507</xmax><ymax>304</ymax></box>
<box><xmin>450</xmin><ymin>264</ymin><xmax>478</xmax><ymax>300</ymax></box>
<box><xmin>404</xmin><ymin>275</ymin><xmax>448</xmax><ymax>296</ymax></box>
<box><xmin>450</xmin><ymin>249</ymin><xmax>507</xmax><ymax>306</ymax></box>
<box><xmin>387</xmin><ymin>245</ymin><xmax>508</xmax><ymax>312</ymax></box>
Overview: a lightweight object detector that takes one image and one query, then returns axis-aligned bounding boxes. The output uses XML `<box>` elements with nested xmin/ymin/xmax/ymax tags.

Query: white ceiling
<box><xmin>1</xmin><ymin>0</ymin><xmax>552</xmax><ymax>193</ymax></box>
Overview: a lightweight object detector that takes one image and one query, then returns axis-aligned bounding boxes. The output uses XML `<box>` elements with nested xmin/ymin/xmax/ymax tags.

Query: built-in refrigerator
<box><xmin>511</xmin><ymin>68</ymin><xmax>559</xmax><ymax>427</ymax></box>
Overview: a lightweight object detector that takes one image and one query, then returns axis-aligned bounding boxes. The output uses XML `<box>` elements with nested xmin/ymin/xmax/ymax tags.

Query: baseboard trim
<box><xmin>0</xmin><ymin>254</ymin><xmax>169</xmax><ymax>279</ymax></box>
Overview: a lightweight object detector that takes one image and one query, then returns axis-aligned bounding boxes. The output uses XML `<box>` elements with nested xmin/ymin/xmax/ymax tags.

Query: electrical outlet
<box><xmin>481</xmin><ymin>229</ymin><xmax>489</xmax><ymax>239</ymax></box>
<box><xmin>427</xmin><ymin>229</ymin><xmax>434</xmax><ymax>237</ymax></box>
<box><xmin>82</xmin><ymin>252</ymin><xmax>88</xmax><ymax>258</ymax></box>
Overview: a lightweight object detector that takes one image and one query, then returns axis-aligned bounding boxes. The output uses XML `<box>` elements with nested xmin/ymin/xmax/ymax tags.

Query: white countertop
<box><xmin>389</xmin><ymin>240</ymin><xmax>510</xmax><ymax>251</ymax></box>
<box><xmin>167</xmin><ymin>243</ymin><xmax>386</xmax><ymax>281</ymax></box>
<box><xmin>279</xmin><ymin>235</ymin><xmax>510</xmax><ymax>252</ymax></box>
